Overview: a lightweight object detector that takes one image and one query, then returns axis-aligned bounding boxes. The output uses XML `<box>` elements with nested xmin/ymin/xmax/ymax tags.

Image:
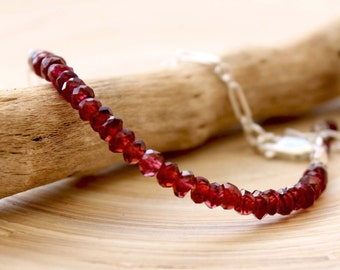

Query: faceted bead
<box><xmin>304</xmin><ymin>163</ymin><xmax>327</xmax><ymax>178</ymax></box>
<box><xmin>287</xmin><ymin>186</ymin><xmax>302</xmax><ymax>211</ymax></box>
<box><xmin>303</xmin><ymin>163</ymin><xmax>327</xmax><ymax>192</ymax></box>
<box><xmin>40</xmin><ymin>55</ymin><xmax>66</xmax><ymax>81</ymax></box>
<box><xmin>47</xmin><ymin>64</ymin><xmax>74</xmax><ymax>89</ymax></box>
<box><xmin>138</xmin><ymin>149</ymin><xmax>164</xmax><ymax>177</ymax></box>
<box><xmin>299</xmin><ymin>174</ymin><xmax>323</xmax><ymax>200</ymax></box>
<box><xmin>294</xmin><ymin>182</ymin><xmax>315</xmax><ymax>209</ymax></box>
<box><xmin>220</xmin><ymin>182</ymin><xmax>241</xmax><ymax>210</ymax></box>
<box><xmin>90</xmin><ymin>107</ymin><xmax>113</xmax><ymax>132</ymax></box>
<box><xmin>235</xmin><ymin>189</ymin><xmax>255</xmax><ymax>215</ymax></box>
<box><xmin>156</xmin><ymin>162</ymin><xmax>180</xmax><ymax>188</ymax></box>
<box><xmin>29</xmin><ymin>50</ymin><xmax>52</xmax><ymax>77</ymax></box>
<box><xmin>205</xmin><ymin>182</ymin><xmax>223</xmax><ymax>209</ymax></box>
<box><xmin>252</xmin><ymin>190</ymin><xmax>269</xmax><ymax>220</ymax></box>
<box><xmin>61</xmin><ymin>77</ymin><xmax>85</xmax><ymax>102</ymax></box>
<box><xmin>99</xmin><ymin>116</ymin><xmax>124</xmax><ymax>141</ymax></box>
<box><xmin>191</xmin><ymin>176</ymin><xmax>210</xmax><ymax>204</ymax></box>
<box><xmin>277</xmin><ymin>188</ymin><xmax>295</xmax><ymax>215</ymax></box>
<box><xmin>108</xmin><ymin>128</ymin><xmax>135</xmax><ymax>153</ymax></box>
<box><xmin>173</xmin><ymin>170</ymin><xmax>195</xmax><ymax>198</ymax></box>
<box><xmin>262</xmin><ymin>189</ymin><xmax>279</xmax><ymax>215</ymax></box>
<box><xmin>123</xmin><ymin>139</ymin><xmax>146</xmax><ymax>164</ymax></box>
<box><xmin>55</xmin><ymin>70</ymin><xmax>78</xmax><ymax>93</ymax></box>
<box><xmin>71</xmin><ymin>85</ymin><xmax>95</xmax><ymax>109</ymax></box>
<box><xmin>78</xmin><ymin>98</ymin><xmax>102</xmax><ymax>121</ymax></box>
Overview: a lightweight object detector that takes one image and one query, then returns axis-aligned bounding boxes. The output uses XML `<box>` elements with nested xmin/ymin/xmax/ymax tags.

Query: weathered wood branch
<box><xmin>1</xmin><ymin>20</ymin><xmax>340</xmax><ymax>198</ymax></box>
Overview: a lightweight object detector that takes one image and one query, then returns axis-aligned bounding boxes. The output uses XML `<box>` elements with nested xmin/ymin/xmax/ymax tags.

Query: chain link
<box><xmin>214</xmin><ymin>62</ymin><xmax>269</xmax><ymax>147</ymax></box>
<box><xmin>170</xmin><ymin>50</ymin><xmax>338</xmax><ymax>162</ymax></box>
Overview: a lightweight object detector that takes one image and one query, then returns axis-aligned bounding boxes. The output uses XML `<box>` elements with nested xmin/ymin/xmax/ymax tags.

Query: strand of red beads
<box><xmin>29</xmin><ymin>50</ymin><xmax>336</xmax><ymax>220</ymax></box>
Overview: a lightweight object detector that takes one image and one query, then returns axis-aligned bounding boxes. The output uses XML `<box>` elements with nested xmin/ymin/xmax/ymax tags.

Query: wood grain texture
<box><xmin>1</xmin><ymin>113</ymin><xmax>340</xmax><ymax>270</ymax></box>
<box><xmin>1</xmin><ymin>1</ymin><xmax>340</xmax><ymax>269</ymax></box>
<box><xmin>1</xmin><ymin>20</ymin><xmax>340</xmax><ymax>198</ymax></box>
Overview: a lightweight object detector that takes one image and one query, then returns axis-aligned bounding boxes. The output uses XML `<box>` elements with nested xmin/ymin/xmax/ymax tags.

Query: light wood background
<box><xmin>1</xmin><ymin>1</ymin><xmax>340</xmax><ymax>269</ymax></box>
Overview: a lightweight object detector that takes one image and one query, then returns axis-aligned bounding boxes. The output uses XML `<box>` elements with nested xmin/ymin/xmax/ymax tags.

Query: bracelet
<box><xmin>28</xmin><ymin>49</ymin><xmax>339</xmax><ymax>219</ymax></box>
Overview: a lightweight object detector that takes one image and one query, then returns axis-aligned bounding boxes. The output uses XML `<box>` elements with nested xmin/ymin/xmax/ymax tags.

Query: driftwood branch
<box><xmin>1</xmin><ymin>20</ymin><xmax>340</xmax><ymax>198</ymax></box>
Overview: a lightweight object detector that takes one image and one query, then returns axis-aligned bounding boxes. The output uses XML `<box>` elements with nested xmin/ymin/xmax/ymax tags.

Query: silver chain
<box><xmin>170</xmin><ymin>50</ymin><xmax>339</xmax><ymax>164</ymax></box>
<box><xmin>214</xmin><ymin>62</ymin><xmax>269</xmax><ymax>147</ymax></box>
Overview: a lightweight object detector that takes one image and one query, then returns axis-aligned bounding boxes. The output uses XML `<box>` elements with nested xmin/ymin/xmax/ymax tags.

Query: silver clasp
<box><xmin>256</xmin><ymin>134</ymin><xmax>318</xmax><ymax>160</ymax></box>
<box><xmin>256</xmin><ymin>127</ymin><xmax>340</xmax><ymax>163</ymax></box>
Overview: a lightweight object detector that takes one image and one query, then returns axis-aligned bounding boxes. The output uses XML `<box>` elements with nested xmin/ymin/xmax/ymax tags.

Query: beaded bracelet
<box><xmin>28</xmin><ymin>49</ymin><xmax>339</xmax><ymax>219</ymax></box>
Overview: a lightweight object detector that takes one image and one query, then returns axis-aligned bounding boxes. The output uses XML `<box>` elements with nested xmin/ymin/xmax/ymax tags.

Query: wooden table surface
<box><xmin>1</xmin><ymin>1</ymin><xmax>340</xmax><ymax>269</ymax></box>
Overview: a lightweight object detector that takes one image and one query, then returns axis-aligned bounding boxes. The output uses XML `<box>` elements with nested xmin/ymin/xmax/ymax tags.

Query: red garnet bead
<box><xmin>205</xmin><ymin>182</ymin><xmax>223</xmax><ymax>209</ymax></box>
<box><xmin>262</xmin><ymin>189</ymin><xmax>279</xmax><ymax>215</ymax></box>
<box><xmin>71</xmin><ymin>85</ymin><xmax>95</xmax><ymax>109</ymax></box>
<box><xmin>61</xmin><ymin>77</ymin><xmax>85</xmax><ymax>103</ymax></box>
<box><xmin>55</xmin><ymin>70</ymin><xmax>78</xmax><ymax>93</ymax></box>
<box><xmin>299</xmin><ymin>174</ymin><xmax>324</xmax><ymax>200</ymax></box>
<box><xmin>277</xmin><ymin>188</ymin><xmax>295</xmax><ymax>215</ymax></box>
<box><xmin>303</xmin><ymin>163</ymin><xmax>327</xmax><ymax>193</ymax></box>
<box><xmin>252</xmin><ymin>190</ymin><xmax>269</xmax><ymax>220</ymax></box>
<box><xmin>304</xmin><ymin>162</ymin><xmax>327</xmax><ymax>176</ymax></box>
<box><xmin>138</xmin><ymin>149</ymin><xmax>165</xmax><ymax>177</ymax></box>
<box><xmin>235</xmin><ymin>189</ymin><xmax>255</xmax><ymax>215</ymax></box>
<box><xmin>123</xmin><ymin>139</ymin><xmax>146</xmax><ymax>164</ymax></box>
<box><xmin>99</xmin><ymin>116</ymin><xmax>124</xmax><ymax>141</ymax></box>
<box><xmin>108</xmin><ymin>128</ymin><xmax>135</xmax><ymax>153</ymax></box>
<box><xmin>47</xmin><ymin>64</ymin><xmax>74</xmax><ymax>89</ymax></box>
<box><xmin>78</xmin><ymin>98</ymin><xmax>102</xmax><ymax>121</ymax></box>
<box><xmin>40</xmin><ymin>55</ymin><xmax>66</xmax><ymax>81</ymax></box>
<box><xmin>90</xmin><ymin>107</ymin><xmax>113</xmax><ymax>132</ymax></box>
<box><xmin>191</xmin><ymin>176</ymin><xmax>210</xmax><ymax>204</ymax></box>
<box><xmin>156</xmin><ymin>162</ymin><xmax>180</xmax><ymax>188</ymax></box>
<box><xmin>220</xmin><ymin>183</ymin><xmax>241</xmax><ymax>210</ymax></box>
<box><xmin>173</xmin><ymin>170</ymin><xmax>196</xmax><ymax>198</ymax></box>
<box><xmin>29</xmin><ymin>50</ymin><xmax>52</xmax><ymax>77</ymax></box>
<box><xmin>294</xmin><ymin>182</ymin><xmax>315</xmax><ymax>209</ymax></box>
<box><xmin>287</xmin><ymin>186</ymin><xmax>302</xmax><ymax>211</ymax></box>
